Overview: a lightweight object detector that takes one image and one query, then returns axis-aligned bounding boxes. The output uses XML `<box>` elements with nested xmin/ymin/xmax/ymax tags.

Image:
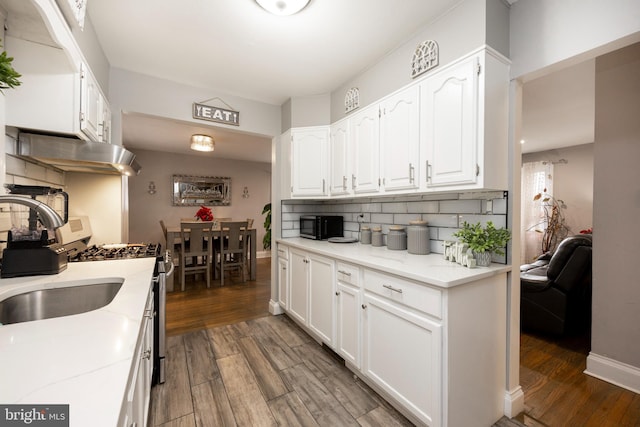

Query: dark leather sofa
<box><xmin>520</xmin><ymin>234</ymin><xmax>592</xmax><ymax>335</ymax></box>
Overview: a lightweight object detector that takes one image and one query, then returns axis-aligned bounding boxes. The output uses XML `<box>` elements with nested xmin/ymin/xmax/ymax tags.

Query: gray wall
<box><xmin>592</xmin><ymin>42</ymin><xmax>640</xmax><ymax>367</ymax></box>
<box><xmin>509</xmin><ymin>0</ymin><xmax>640</xmax><ymax>80</ymax></box>
<box><xmin>522</xmin><ymin>143</ymin><xmax>594</xmax><ymax>236</ymax></box>
<box><xmin>127</xmin><ymin>149</ymin><xmax>271</xmax><ymax>254</ymax></box>
<box><xmin>329</xmin><ymin>0</ymin><xmax>509</xmax><ymax>123</ymax></box>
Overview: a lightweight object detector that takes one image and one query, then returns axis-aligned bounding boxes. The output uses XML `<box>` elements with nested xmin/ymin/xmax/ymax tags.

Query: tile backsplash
<box><xmin>281</xmin><ymin>191</ymin><xmax>509</xmax><ymax>264</ymax></box>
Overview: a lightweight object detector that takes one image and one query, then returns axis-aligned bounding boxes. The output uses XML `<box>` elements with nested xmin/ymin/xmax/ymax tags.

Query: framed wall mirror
<box><xmin>172</xmin><ymin>175</ymin><xmax>231</xmax><ymax>206</ymax></box>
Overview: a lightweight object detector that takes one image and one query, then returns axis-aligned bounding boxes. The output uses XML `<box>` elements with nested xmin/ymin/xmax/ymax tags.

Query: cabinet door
<box><xmin>291</xmin><ymin>127</ymin><xmax>330</xmax><ymax>197</ymax></box>
<box><xmin>308</xmin><ymin>253</ymin><xmax>335</xmax><ymax>345</ymax></box>
<box><xmin>330</xmin><ymin>119</ymin><xmax>351</xmax><ymax>196</ymax></box>
<box><xmin>289</xmin><ymin>249</ymin><xmax>309</xmax><ymax>324</ymax></box>
<box><xmin>362</xmin><ymin>293</ymin><xmax>441</xmax><ymax>426</ymax></box>
<box><xmin>421</xmin><ymin>56</ymin><xmax>478</xmax><ymax>188</ymax></box>
<box><xmin>380</xmin><ymin>86</ymin><xmax>420</xmax><ymax>191</ymax></box>
<box><xmin>80</xmin><ymin>63</ymin><xmax>102</xmax><ymax>142</ymax></box>
<box><xmin>336</xmin><ymin>282</ymin><xmax>360</xmax><ymax>368</ymax></box>
<box><xmin>277</xmin><ymin>256</ymin><xmax>289</xmax><ymax>310</ymax></box>
<box><xmin>100</xmin><ymin>99</ymin><xmax>112</xmax><ymax>143</ymax></box>
<box><xmin>350</xmin><ymin>105</ymin><xmax>380</xmax><ymax>194</ymax></box>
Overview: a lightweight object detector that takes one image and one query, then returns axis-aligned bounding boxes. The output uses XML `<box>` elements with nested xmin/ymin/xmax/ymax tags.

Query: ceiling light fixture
<box><xmin>190</xmin><ymin>134</ymin><xmax>215</xmax><ymax>152</ymax></box>
<box><xmin>255</xmin><ymin>0</ymin><xmax>310</xmax><ymax>16</ymax></box>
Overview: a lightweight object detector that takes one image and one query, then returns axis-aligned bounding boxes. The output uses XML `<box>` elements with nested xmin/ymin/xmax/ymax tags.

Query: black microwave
<box><xmin>300</xmin><ymin>215</ymin><xmax>343</xmax><ymax>240</ymax></box>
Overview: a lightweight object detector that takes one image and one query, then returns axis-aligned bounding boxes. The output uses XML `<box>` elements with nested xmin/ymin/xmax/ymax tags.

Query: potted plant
<box><xmin>0</xmin><ymin>39</ymin><xmax>21</xmax><ymax>93</ymax></box>
<box><xmin>529</xmin><ymin>190</ymin><xmax>570</xmax><ymax>255</ymax></box>
<box><xmin>453</xmin><ymin>221</ymin><xmax>511</xmax><ymax>266</ymax></box>
<box><xmin>262</xmin><ymin>202</ymin><xmax>271</xmax><ymax>250</ymax></box>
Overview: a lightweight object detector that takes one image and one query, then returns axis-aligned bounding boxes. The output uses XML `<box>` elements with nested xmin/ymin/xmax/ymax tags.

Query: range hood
<box><xmin>17</xmin><ymin>133</ymin><xmax>142</xmax><ymax>176</ymax></box>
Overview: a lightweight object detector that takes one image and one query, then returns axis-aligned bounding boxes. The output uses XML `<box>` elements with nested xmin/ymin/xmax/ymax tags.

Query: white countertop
<box><xmin>0</xmin><ymin>258</ymin><xmax>157</xmax><ymax>427</ymax></box>
<box><xmin>277</xmin><ymin>238</ymin><xmax>511</xmax><ymax>287</ymax></box>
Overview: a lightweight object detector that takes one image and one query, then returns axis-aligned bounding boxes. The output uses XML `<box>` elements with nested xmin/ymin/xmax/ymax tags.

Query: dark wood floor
<box><xmin>160</xmin><ymin>257</ymin><xmax>640</xmax><ymax>426</ymax></box>
<box><xmin>516</xmin><ymin>330</ymin><xmax>640</xmax><ymax>427</ymax></box>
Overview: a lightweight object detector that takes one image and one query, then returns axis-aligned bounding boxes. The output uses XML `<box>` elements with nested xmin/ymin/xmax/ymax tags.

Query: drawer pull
<box><xmin>338</xmin><ymin>270</ymin><xmax>352</xmax><ymax>276</ymax></box>
<box><xmin>361</xmin><ymin>304</ymin><xmax>367</xmax><ymax>309</ymax></box>
<box><xmin>335</xmin><ymin>291</ymin><xmax>340</xmax><ymax>296</ymax></box>
<box><xmin>383</xmin><ymin>284</ymin><xmax>403</xmax><ymax>294</ymax></box>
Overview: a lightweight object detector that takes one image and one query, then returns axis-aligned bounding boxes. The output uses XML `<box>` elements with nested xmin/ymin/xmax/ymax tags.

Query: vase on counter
<box><xmin>360</xmin><ymin>226</ymin><xmax>371</xmax><ymax>244</ymax></box>
<box><xmin>474</xmin><ymin>250</ymin><xmax>492</xmax><ymax>267</ymax></box>
<box><xmin>371</xmin><ymin>227</ymin><xmax>384</xmax><ymax>247</ymax></box>
<box><xmin>407</xmin><ymin>220</ymin><xmax>430</xmax><ymax>255</ymax></box>
<box><xmin>387</xmin><ymin>225</ymin><xmax>407</xmax><ymax>250</ymax></box>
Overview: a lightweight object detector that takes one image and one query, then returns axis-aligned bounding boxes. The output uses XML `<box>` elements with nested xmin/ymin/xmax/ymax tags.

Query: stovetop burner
<box><xmin>69</xmin><ymin>243</ymin><xmax>161</xmax><ymax>262</ymax></box>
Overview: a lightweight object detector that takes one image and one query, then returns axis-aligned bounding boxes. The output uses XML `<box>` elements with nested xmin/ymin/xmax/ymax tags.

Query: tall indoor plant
<box><xmin>529</xmin><ymin>190</ymin><xmax>570</xmax><ymax>255</ymax></box>
<box><xmin>453</xmin><ymin>221</ymin><xmax>511</xmax><ymax>266</ymax></box>
<box><xmin>262</xmin><ymin>202</ymin><xmax>271</xmax><ymax>250</ymax></box>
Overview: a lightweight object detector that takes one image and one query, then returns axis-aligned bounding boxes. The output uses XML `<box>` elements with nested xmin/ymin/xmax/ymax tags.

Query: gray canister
<box><xmin>407</xmin><ymin>220</ymin><xmax>430</xmax><ymax>255</ymax></box>
<box><xmin>387</xmin><ymin>225</ymin><xmax>407</xmax><ymax>250</ymax></box>
<box><xmin>371</xmin><ymin>227</ymin><xmax>384</xmax><ymax>247</ymax></box>
<box><xmin>360</xmin><ymin>226</ymin><xmax>371</xmax><ymax>244</ymax></box>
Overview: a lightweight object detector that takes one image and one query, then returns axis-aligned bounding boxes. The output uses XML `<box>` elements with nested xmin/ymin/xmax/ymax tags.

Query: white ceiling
<box><xmin>86</xmin><ymin>0</ymin><xmax>463</xmax><ymax>163</ymax></box>
<box><xmin>84</xmin><ymin>0</ymin><xmax>592</xmax><ymax>162</ymax></box>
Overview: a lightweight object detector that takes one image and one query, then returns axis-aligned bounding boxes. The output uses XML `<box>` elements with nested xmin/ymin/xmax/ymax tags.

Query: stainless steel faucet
<box><xmin>0</xmin><ymin>195</ymin><xmax>65</xmax><ymax>230</ymax></box>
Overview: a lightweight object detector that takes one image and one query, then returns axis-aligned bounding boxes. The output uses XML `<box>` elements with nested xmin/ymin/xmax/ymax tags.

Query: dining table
<box><xmin>165</xmin><ymin>221</ymin><xmax>257</xmax><ymax>290</ymax></box>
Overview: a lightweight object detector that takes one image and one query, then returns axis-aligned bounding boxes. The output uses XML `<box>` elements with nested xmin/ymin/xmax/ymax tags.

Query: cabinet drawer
<box><xmin>277</xmin><ymin>244</ymin><xmax>289</xmax><ymax>260</ymax></box>
<box><xmin>364</xmin><ymin>269</ymin><xmax>442</xmax><ymax>318</ymax></box>
<box><xmin>336</xmin><ymin>262</ymin><xmax>359</xmax><ymax>286</ymax></box>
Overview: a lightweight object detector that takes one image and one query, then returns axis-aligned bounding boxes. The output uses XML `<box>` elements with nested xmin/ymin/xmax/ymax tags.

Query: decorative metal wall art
<box><xmin>411</xmin><ymin>40</ymin><xmax>439</xmax><ymax>78</ymax></box>
<box><xmin>172</xmin><ymin>175</ymin><xmax>231</xmax><ymax>206</ymax></box>
<box><xmin>345</xmin><ymin>87</ymin><xmax>360</xmax><ymax>113</ymax></box>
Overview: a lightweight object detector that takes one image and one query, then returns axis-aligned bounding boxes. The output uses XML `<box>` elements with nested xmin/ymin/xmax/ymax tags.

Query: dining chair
<box><xmin>216</xmin><ymin>221</ymin><xmax>249</xmax><ymax>287</ymax></box>
<box><xmin>179</xmin><ymin>221</ymin><xmax>212</xmax><ymax>291</ymax></box>
<box><xmin>159</xmin><ymin>220</ymin><xmax>182</xmax><ymax>252</ymax></box>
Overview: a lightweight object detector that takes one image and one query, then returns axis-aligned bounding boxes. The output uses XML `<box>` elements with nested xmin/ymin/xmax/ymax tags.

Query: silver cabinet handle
<box><xmin>351</xmin><ymin>174</ymin><xmax>356</xmax><ymax>189</ymax></box>
<box><xmin>343</xmin><ymin>176</ymin><xmax>347</xmax><ymax>190</ymax></box>
<box><xmin>426</xmin><ymin>161</ymin><xmax>432</xmax><ymax>183</ymax></box>
<box><xmin>383</xmin><ymin>284</ymin><xmax>403</xmax><ymax>294</ymax></box>
<box><xmin>322</xmin><ymin>179</ymin><xmax>326</xmax><ymax>193</ymax></box>
<box><xmin>409</xmin><ymin>163</ymin><xmax>415</xmax><ymax>183</ymax></box>
<box><xmin>337</xmin><ymin>270</ymin><xmax>351</xmax><ymax>276</ymax></box>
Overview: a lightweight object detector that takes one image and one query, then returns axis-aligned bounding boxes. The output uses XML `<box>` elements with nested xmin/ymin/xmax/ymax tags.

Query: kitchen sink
<box><xmin>0</xmin><ymin>281</ymin><xmax>124</xmax><ymax>325</ymax></box>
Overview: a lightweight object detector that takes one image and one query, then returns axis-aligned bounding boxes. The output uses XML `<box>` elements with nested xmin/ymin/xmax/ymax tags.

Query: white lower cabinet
<box><xmin>121</xmin><ymin>289</ymin><xmax>154</xmax><ymax>427</ymax></box>
<box><xmin>289</xmin><ymin>248</ymin><xmax>335</xmax><ymax>345</ymax></box>
<box><xmin>362</xmin><ymin>292</ymin><xmax>441</xmax><ymax>426</ymax></box>
<box><xmin>277</xmin><ymin>242</ymin><xmax>507</xmax><ymax>427</ymax></box>
<box><xmin>277</xmin><ymin>245</ymin><xmax>289</xmax><ymax>310</ymax></box>
<box><xmin>335</xmin><ymin>263</ymin><xmax>361</xmax><ymax>368</ymax></box>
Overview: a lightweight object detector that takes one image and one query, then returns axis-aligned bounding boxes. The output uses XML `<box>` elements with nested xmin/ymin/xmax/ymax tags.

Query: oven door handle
<box><xmin>165</xmin><ymin>260</ymin><xmax>175</xmax><ymax>277</ymax></box>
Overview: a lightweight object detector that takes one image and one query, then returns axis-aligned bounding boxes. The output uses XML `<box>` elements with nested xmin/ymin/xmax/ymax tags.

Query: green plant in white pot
<box><xmin>453</xmin><ymin>221</ymin><xmax>511</xmax><ymax>266</ymax></box>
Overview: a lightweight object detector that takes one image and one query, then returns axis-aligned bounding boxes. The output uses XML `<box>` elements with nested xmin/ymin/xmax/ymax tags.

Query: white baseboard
<box><xmin>269</xmin><ymin>299</ymin><xmax>284</xmax><ymax>315</ymax></box>
<box><xmin>503</xmin><ymin>386</ymin><xmax>525</xmax><ymax>418</ymax></box>
<box><xmin>585</xmin><ymin>352</ymin><xmax>640</xmax><ymax>394</ymax></box>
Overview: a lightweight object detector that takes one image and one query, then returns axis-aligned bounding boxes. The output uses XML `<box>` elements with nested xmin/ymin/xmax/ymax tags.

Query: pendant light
<box><xmin>255</xmin><ymin>0</ymin><xmax>310</xmax><ymax>16</ymax></box>
<box><xmin>190</xmin><ymin>134</ymin><xmax>215</xmax><ymax>152</ymax></box>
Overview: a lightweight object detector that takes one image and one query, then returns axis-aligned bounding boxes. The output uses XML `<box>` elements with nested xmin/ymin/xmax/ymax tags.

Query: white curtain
<box><xmin>521</xmin><ymin>161</ymin><xmax>553</xmax><ymax>264</ymax></box>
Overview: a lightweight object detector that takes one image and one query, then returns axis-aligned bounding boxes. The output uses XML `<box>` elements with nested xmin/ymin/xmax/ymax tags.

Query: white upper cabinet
<box><xmin>380</xmin><ymin>85</ymin><xmax>420</xmax><ymax>191</ymax></box>
<box><xmin>420</xmin><ymin>55</ymin><xmax>478</xmax><ymax>187</ymax></box>
<box><xmin>350</xmin><ymin>104</ymin><xmax>380</xmax><ymax>195</ymax></box>
<box><xmin>80</xmin><ymin>64</ymin><xmax>111</xmax><ymax>143</ymax></box>
<box><xmin>420</xmin><ymin>50</ymin><xmax>509</xmax><ymax>191</ymax></box>
<box><xmin>329</xmin><ymin>118</ymin><xmax>351</xmax><ymax>196</ymax></box>
<box><xmin>291</xmin><ymin>127</ymin><xmax>330</xmax><ymax>198</ymax></box>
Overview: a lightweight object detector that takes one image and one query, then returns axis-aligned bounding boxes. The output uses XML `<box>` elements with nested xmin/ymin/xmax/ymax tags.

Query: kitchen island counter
<box><xmin>0</xmin><ymin>258</ymin><xmax>157</xmax><ymax>427</ymax></box>
<box><xmin>277</xmin><ymin>237</ymin><xmax>510</xmax><ymax>287</ymax></box>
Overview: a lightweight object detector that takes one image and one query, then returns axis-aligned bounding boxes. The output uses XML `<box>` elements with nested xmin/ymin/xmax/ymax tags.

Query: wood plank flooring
<box><xmin>156</xmin><ymin>257</ymin><xmax>640</xmax><ymax>426</ymax></box>
<box><xmin>516</xmin><ymin>330</ymin><xmax>640</xmax><ymax>427</ymax></box>
<box><xmin>149</xmin><ymin>314</ymin><xmax>414</xmax><ymax>427</ymax></box>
